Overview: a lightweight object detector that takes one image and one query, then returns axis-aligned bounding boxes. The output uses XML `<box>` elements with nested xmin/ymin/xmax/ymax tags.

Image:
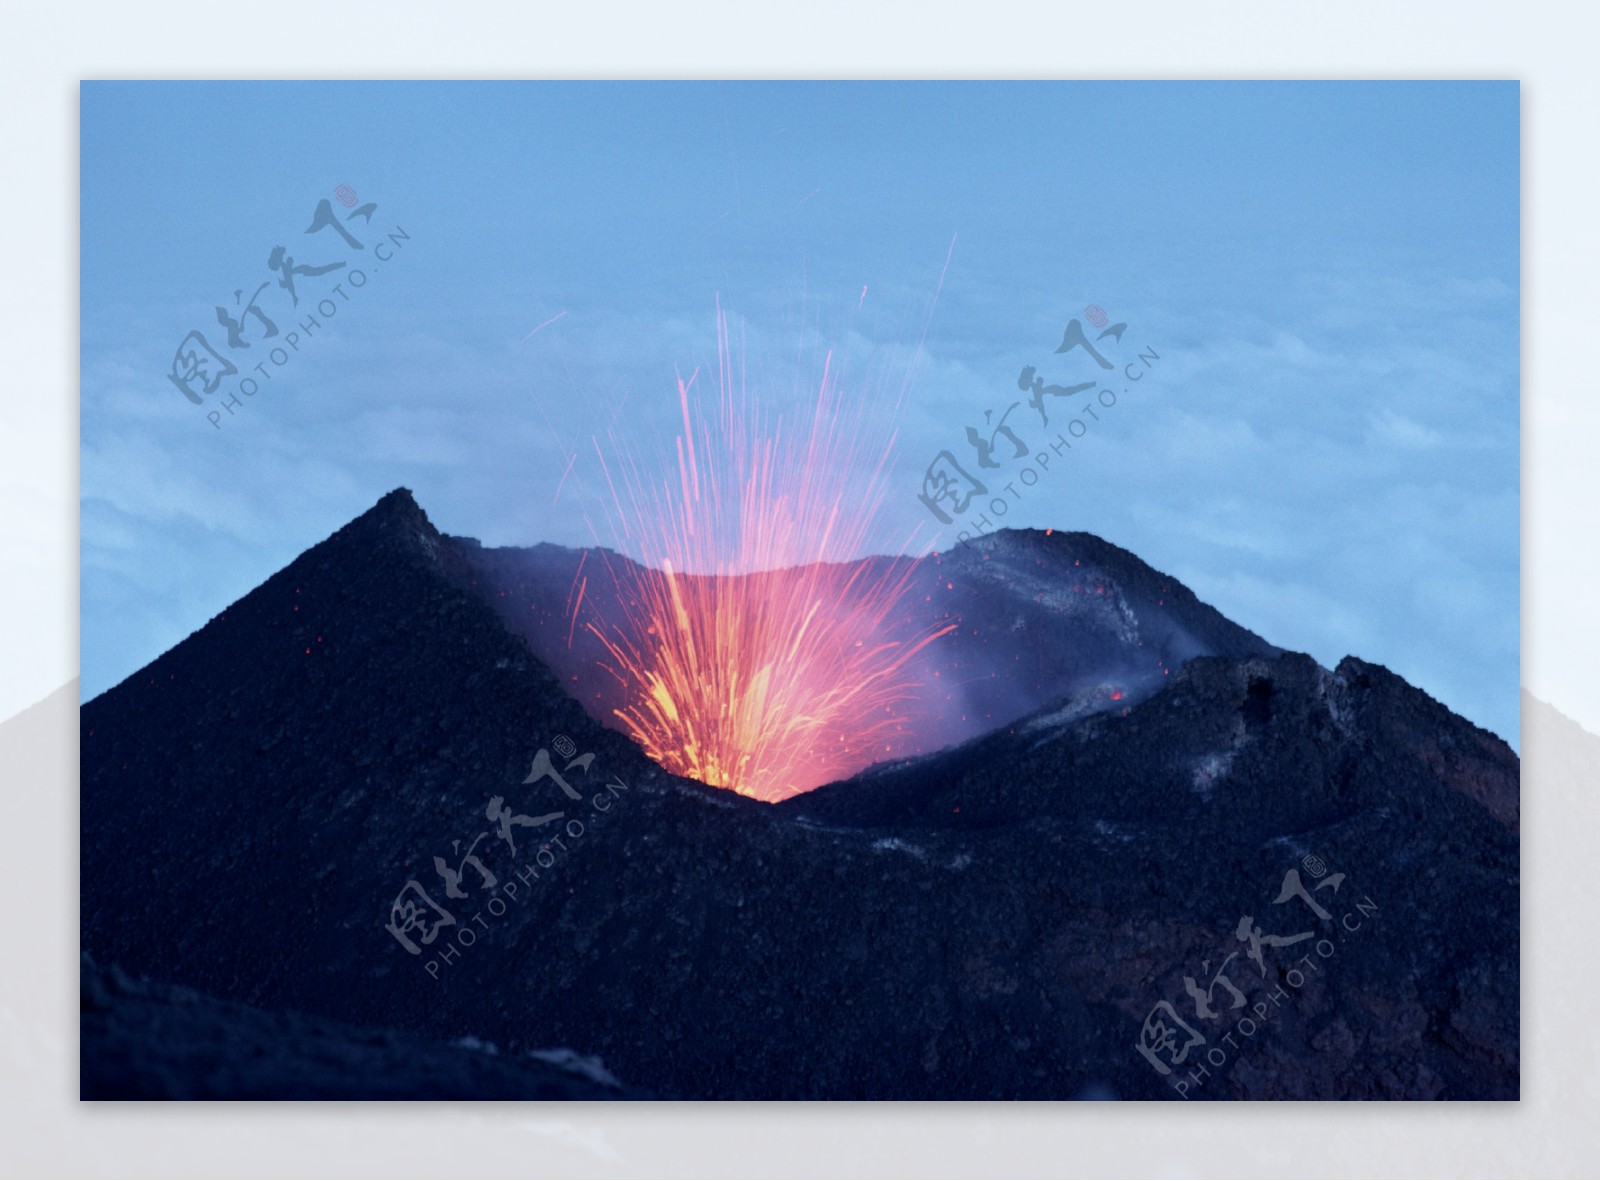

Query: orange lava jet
<box><xmin>584</xmin><ymin>307</ymin><xmax>952</xmax><ymax>802</ymax></box>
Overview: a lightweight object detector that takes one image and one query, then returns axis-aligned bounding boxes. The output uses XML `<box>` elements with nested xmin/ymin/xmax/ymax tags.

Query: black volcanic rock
<box><xmin>79</xmin><ymin>488</ymin><xmax>1518</xmax><ymax>1100</ymax></box>
<box><xmin>82</xmin><ymin>487</ymin><xmax>658</xmax><ymax>1007</ymax></box>
<box><xmin>80</xmin><ymin>954</ymin><xmax>634</xmax><ymax>1100</ymax></box>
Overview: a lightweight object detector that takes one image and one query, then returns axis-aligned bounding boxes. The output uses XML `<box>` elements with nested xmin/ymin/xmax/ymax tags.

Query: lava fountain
<box><xmin>581</xmin><ymin>307</ymin><xmax>953</xmax><ymax>802</ymax></box>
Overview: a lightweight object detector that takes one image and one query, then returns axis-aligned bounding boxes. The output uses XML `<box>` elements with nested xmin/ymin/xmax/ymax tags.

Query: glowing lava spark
<box><xmin>583</xmin><ymin>307</ymin><xmax>952</xmax><ymax>802</ymax></box>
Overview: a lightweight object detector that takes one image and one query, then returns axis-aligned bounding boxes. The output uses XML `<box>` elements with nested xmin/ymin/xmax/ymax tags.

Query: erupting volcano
<box><xmin>78</xmin><ymin>485</ymin><xmax>1521</xmax><ymax>1100</ymax></box>
<box><xmin>578</xmin><ymin>311</ymin><xmax>951</xmax><ymax>801</ymax></box>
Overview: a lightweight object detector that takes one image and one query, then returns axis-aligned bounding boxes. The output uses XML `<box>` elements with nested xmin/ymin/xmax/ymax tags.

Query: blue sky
<box><xmin>80</xmin><ymin>81</ymin><xmax>1520</xmax><ymax>746</ymax></box>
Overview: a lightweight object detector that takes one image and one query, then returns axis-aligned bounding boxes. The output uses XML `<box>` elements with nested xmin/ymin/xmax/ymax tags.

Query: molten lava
<box><xmin>583</xmin><ymin>308</ymin><xmax>951</xmax><ymax>802</ymax></box>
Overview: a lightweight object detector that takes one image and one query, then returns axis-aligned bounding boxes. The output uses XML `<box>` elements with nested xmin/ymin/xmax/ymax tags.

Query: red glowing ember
<box><xmin>583</xmin><ymin>308</ymin><xmax>951</xmax><ymax>802</ymax></box>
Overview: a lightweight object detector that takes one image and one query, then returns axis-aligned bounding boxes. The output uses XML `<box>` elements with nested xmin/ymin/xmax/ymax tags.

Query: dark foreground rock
<box><xmin>79</xmin><ymin>489</ymin><xmax>1518</xmax><ymax>1100</ymax></box>
<box><xmin>80</xmin><ymin>955</ymin><xmax>634</xmax><ymax>1100</ymax></box>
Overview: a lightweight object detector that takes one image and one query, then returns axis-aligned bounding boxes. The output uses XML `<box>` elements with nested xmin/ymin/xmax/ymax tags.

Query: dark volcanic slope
<box><xmin>80</xmin><ymin>488</ymin><xmax>1518</xmax><ymax>1100</ymax></box>
<box><xmin>454</xmin><ymin>524</ymin><xmax>1280</xmax><ymax>768</ymax></box>
<box><xmin>80</xmin><ymin>954</ymin><xmax>634</xmax><ymax>1100</ymax></box>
